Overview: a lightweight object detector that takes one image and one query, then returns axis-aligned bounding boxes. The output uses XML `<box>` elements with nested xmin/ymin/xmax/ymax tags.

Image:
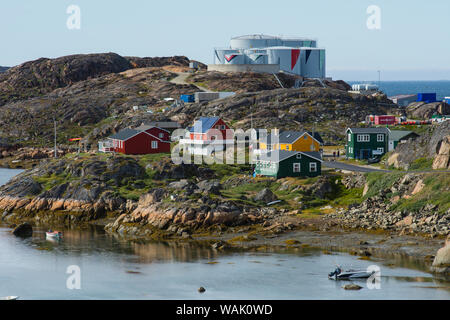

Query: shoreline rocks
<box><xmin>431</xmin><ymin>236</ymin><xmax>450</xmax><ymax>274</ymax></box>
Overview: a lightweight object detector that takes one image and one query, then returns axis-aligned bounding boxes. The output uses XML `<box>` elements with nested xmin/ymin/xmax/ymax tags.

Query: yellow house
<box><xmin>259</xmin><ymin>131</ymin><xmax>322</xmax><ymax>152</ymax></box>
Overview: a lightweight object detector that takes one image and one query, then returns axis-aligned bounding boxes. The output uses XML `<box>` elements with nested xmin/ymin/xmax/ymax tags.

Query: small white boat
<box><xmin>328</xmin><ymin>267</ymin><xmax>375</xmax><ymax>280</ymax></box>
<box><xmin>0</xmin><ymin>296</ymin><xmax>19</xmax><ymax>300</ymax></box>
<box><xmin>46</xmin><ymin>230</ymin><xmax>63</xmax><ymax>240</ymax></box>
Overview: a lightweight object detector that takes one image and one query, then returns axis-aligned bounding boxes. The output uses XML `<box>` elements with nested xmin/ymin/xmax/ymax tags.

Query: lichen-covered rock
<box><xmin>253</xmin><ymin>188</ymin><xmax>277</xmax><ymax>203</ymax></box>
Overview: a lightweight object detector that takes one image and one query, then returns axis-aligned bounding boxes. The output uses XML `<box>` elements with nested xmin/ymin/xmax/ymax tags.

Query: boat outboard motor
<box><xmin>328</xmin><ymin>267</ymin><xmax>342</xmax><ymax>278</ymax></box>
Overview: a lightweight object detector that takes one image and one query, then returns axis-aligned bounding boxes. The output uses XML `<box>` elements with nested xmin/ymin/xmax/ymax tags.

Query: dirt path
<box><xmin>170</xmin><ymin>72</ymin><xmax>209</xmax><ymax>92</ymax></box>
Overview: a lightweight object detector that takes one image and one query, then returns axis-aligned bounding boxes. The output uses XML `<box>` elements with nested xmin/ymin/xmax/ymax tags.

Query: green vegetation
<box><xmin>391</xmin><ymin>173</ymin><xmax>450</xmax><ymax>214</ymax></box>
<box><xmin>364</xmin><ymin>171</ymin><xmax>405</xmax><ymax>199</ymax></box>
<box><xmin>409</xmin><ymin>157</ymin><xmax>433</xmax><ymax>171</ymax></box>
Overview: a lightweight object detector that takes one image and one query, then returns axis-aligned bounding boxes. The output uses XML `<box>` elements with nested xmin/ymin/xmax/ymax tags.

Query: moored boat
<box><xmin>328</xmin><ymin>266</ymin><xmax>375</xmax><ymax>280</ymax></box>
<box><xmin>0</xmin><ymin>296</ymin><xmax>19</xmax><ymax>300</ymax></box>
<box><xmin>46</xmin><ymin>230</ymin><xmax>63</xmax><ymax>240</ymax></box>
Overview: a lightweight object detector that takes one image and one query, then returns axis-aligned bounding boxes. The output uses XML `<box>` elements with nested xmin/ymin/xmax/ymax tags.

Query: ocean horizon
<box><xmin>347</xmin><ymin>80</ymin><xmax>450</xmax><ymax>101</ymax></box>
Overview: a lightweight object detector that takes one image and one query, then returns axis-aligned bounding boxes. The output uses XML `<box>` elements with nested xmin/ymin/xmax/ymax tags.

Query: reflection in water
<box><xmin>0</xmin><ymin>224</ymin><xmax>449</xmax><ymax>300</ymax></box>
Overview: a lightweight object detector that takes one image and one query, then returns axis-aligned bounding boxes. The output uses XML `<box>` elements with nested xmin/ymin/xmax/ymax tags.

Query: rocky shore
<box><xmin>328</xmin><ymin>172</ymin><xmax>449</xmax><ymax>236</ymax></box>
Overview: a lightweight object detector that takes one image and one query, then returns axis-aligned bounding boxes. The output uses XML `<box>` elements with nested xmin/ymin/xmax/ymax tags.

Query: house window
<box><xmin>221</xmin><ymin>125</ymin><xmax>225</xmax><ymax>130</ymax></box>
<box><xmin>159</xmin><ymin>133</ymin><xmax>164</xmax><ymax>138</ymax></box>
<box><xmin>310</xmin><ymin>162</ymin><xmax>317</xmax><ymax>172</ymax></box>
<box><xmin>357</xmin><ymin>134</ymin><xmax>370</xmax><ymax>142</ymax></box>
<box><xmin>377</xmin><ymin>134</ymin><xmax>384</xmax><ymax>142</ymax></box>
<box><xmin>267</xmin><ymin>145</ymin><xmax>272</xmax><ymax>151</ymax></box>
<box><xmin>348</xmin><ymin>133</ymin><xmax>351</xmax><ymax>142</ymax></box>
<box><xmin>296</xmin><ymin>153</ymin><xmax>302</xmax><ymax>159</ymax></box>
<box><xmin>151</xmin><ymin>141</ymin><xmax>158</xmax><ymax>149</ymax></box>
<box><xmin>293</xmin><ymin>163</ymin><xmax>301</xmax><ymax>173</ymax></box>
<box><xmin>377</xmin><ymin>147</ymin><xmax>384</xmax><ymax>153</ymax></box>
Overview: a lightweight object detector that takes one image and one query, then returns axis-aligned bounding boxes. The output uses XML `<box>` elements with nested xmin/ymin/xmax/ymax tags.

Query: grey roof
<box><xmin>135</xmin><ymin>124</ymin><xmax>154</xmax><ymax>131</ymax></box>
<box><xmin>257</xmin><ymin>150</ymin><xmax>322</xmax><ymax>163</ymax></box>
<box><xmin>108</xmin><ymin>128</ymin><xmax>140</xmax><ymax>141</ymax></box>
<box><xmin>279</xmin><ymin>131</ymin><xmax>306</xmax><ymax>144</ymax></box>
<box><xmin>348</xmin><ymin>127</ymin><xmax>390</xmax><ymax>134</ymax></box>
<box><xmin>389</xmin><ymin>130</ymin><xmax>419</xmax><ymax>141</ymax></box>
<box><xmin>261</xmin><ymin>130</ymin><xmax>323</xmax><ymax>145</ymax></box>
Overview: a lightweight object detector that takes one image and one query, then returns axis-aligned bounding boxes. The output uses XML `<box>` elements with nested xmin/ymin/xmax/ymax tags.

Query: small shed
<box><xmin>388</xmin><ymin>130</ymin><xmax>419</xmax><ymax>151</ymax></box>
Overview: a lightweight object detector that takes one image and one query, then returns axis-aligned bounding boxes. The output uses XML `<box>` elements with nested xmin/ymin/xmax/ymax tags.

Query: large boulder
<box><xmin>12</xmin><ymin>222</ymin><xmax>33</xmax><ymax>238</ymax></box>
<box><xmin>432</xmin><ymin>136</ymin><xmax>450</xmax><ymax>169</ymax></box>
<box><xmin>304</xmin><ymin>177</ymin><xmax>333</xmax><ymax>199</ymax></box>
<box><xmin>406</xmin><ymin>102</ymin><xmax>450</xmax><ymax>119</ymax></box>
<box><xmin>253</xmin><ymin>188</ymin><xmax>278</xmax><ymax>203</ymax></box>
<box><xmin>431</xmin><ymin>236</ymin><xmax>450</xmax><ymax>274</ymax></box>
<box><xmin>196</xmin><ymin>180</ymin><xmax>222</xmax><ymax>195</ymax></box>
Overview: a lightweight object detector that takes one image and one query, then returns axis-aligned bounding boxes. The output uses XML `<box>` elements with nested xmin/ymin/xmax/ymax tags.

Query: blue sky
<box><xmin>1</xmin><ymin>0</ymin><xmax>449</xmax><ymax>80</ymax></box>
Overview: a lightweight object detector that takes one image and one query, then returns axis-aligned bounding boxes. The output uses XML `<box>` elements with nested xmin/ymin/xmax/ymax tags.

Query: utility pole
<box><xmin>377</xmin><ymin>70</ymin><xmax>381</xmax><ymax>89</ymax></box>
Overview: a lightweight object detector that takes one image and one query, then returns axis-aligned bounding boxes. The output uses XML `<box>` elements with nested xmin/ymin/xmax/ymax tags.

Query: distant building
<box><xmin>389</xmin><ymin>94</ymin><xmax>418</xmax><ymax>107</ymax></box>
<box><xmin>254</xmin><ymin>150</ymin><xmax>322</xmax><ymax>178</ymax></box>
<box><xmin>365</xmin><ymin>115</ymin><xmax>397</xmax><ymax>126</ymax></box>
<box><xmin>349</xmin><ymin>84</ymin><xmax>379</xmax><ymax>94</ymax></box>
<box><xmin>417</xmin><ymin>93</ymin><xmax>437</xmax><ymax>103</ymax></box>
<box><xmin>138</xmin><ymin>121</ymin><xmax>181</xmax><ymax>132</ymax></box>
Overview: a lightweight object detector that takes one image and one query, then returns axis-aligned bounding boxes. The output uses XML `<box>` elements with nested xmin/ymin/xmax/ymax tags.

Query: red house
<box><xmin>107</xmin><ymin>127</ymin><xmax>171</xmax><ymax>155</ymax></box>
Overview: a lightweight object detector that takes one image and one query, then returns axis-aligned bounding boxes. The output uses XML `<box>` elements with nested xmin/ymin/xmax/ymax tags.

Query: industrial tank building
<box><xmin>209</xmin><ymin>34</ymin><xmax>326</xmax><ymax>78</ymax></box>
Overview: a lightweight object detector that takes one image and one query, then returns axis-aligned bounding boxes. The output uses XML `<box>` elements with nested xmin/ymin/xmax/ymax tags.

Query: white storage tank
<box><xmin>230</xmin><ymin>34</ymin><xmax>279</xmax><ymax>49</ymax></box>
<box><xmin>301</xmin><ymin>48</ymin><xmax>326</xmax><ymax>78</ymax></box>
<box><xmin>267</xmin><ymin>47</ymin><xmax>301</xmax><ymax>75</ymax></box>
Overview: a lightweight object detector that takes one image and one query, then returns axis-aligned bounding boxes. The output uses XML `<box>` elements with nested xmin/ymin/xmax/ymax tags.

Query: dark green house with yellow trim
<box><xmin>345</xmin><ymin>127</ymin><xmax>389</xmax><ymax>160</ymax></box>
<box><xmin>254</xmin><ymin>150</ymin><xmax>322</xmax><ymax>179</ymax></box>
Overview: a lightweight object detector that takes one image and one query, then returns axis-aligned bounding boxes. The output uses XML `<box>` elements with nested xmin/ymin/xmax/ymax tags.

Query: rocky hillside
<box><xmin>388</xmin><ymin>121</ymin><xmax>450</xmax><ymax>170</ymax></box>
<box><xmin>166</xmin><ymin>87</ymin><xmax>398</xmax><ymax>144</ymax></box>
<box><xmin>0</xmin><ymin>53</ymin><xmax>198</xmax><ymax>107</ymax></box>
<box><xmin>329</xmin><ymin>172</ymin><xmax>449</xmax><ymax>236</ymax></box>
<box><xmin>0</xmin><ymin>67</ymin><xmax>198</xmax><ymax>147</ymax></box>
<box><xmin>0</xmin><ymin>53</ymin><xmax>133</xmax><ymax>106</ymax></box>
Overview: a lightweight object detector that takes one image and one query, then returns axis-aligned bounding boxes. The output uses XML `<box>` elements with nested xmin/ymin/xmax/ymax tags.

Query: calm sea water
<box><xmin>0</xmin><ymin>169</ymin><xmax>449</xmax><ymax>300</ymax></box>
<box><xmin>348</xmin><ymin>81</ymin><xmax>450</xmax><ymax>101</ymax></box>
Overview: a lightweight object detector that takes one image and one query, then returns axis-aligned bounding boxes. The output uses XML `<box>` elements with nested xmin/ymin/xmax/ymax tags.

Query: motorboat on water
<box><xmin>46</xmin><ymin>230</ymin><xmax>63</xmax><ymax>240</ymax></box>
<box><xmin>0</xmin><ymin>296</ymin><xmax>19</xmax><ymax>300</ymax></box>
<box><xmin>328</xmin><ymin>266</ymin><xmax>375</xmax><ymax>280</ymax></box>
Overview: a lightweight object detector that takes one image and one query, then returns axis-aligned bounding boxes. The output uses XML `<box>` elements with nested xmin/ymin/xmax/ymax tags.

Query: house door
<box><xmin>360</xmin><ymin>149</ymin><xmax>371</xmax><ymax>159</ymax></box>
<box><xmin>389</xmin><ymin>141</ymin><xmax>394</xmax><ymax>152</ymax></box>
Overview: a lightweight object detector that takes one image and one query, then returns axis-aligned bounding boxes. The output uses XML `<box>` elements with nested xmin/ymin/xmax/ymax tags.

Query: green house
<box><xmin>254</xmin><ymin>150</ymin><xmax>322</xmax><ymax>179</ymax></box>
<box><xmin>345</xmin><ymin>127</ymin><xmax>389</xmax><ymax>159</ymax></box>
